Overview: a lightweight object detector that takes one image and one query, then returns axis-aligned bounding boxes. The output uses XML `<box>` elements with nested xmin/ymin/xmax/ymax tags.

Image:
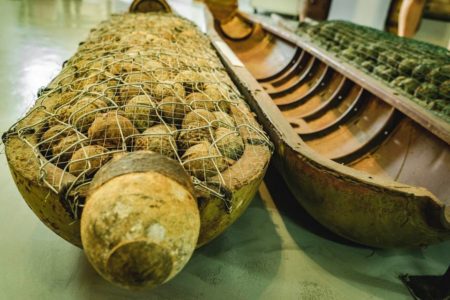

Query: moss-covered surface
<box><xmin>297</xmin><ymin>21</ymin><xmax>450</xmax><ymax>123</ymax></box>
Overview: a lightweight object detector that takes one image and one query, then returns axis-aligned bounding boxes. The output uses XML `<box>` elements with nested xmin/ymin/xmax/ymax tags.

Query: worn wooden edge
<box><xmin>5</xmin><ymin>150</ymin><xmax>82</xmax><ymax>246</ymax></box>
<box><xmin>129</xmin><ymin>0</ymin><xmax>172</xmax><ymax>13</ymax></box>
<box><xmin>203</xmin><ymin>0</ymin><xmax>239</xmax><ymax>23</ymax></box>
<box><xmin>200</xmin><ymin>4</ymin><xmax>450</xmax><ymax>247</ymax></box>
<box><xmin>241</xmin><ymin>12</ymin><xmax>450</xmax><ymax>146</ymax></box>
<box><xmin>281</xmin><ymin>145</ymin><xmax>450</xmax><ymax>247</ymax></box>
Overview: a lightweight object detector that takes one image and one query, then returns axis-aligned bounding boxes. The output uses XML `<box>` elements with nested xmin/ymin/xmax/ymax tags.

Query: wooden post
<box><xmin>398</xmin><ymin>0</ymin><xmax>426</xmax><ymax>37</ymax></box>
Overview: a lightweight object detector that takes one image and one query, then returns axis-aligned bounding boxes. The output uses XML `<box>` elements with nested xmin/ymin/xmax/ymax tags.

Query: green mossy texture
<box><xmin>297</xmin><ymin>21</ymin><xmax>450</xmax><ymax>122</ymax></box>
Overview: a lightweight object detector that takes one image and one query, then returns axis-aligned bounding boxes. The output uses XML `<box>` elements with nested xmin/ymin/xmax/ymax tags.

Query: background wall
<box><xmin>245</xmin><ymin>0</ymin><xmax>450</xmax><ymax>48</ymax></box>
<box><xmin>249</xmin><ymin>0</ymin><xmax>301</xmax><ymax>15</ymax></box>
<box><xmin>415</xmin><ymin>19</ymin><xmax>450</xmax><ymax>48</ymax></box>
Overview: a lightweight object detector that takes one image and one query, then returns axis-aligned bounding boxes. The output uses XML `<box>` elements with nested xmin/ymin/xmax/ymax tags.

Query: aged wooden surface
<box><xmin>204</xmin><ymin>4</ymin><xmax>450</xmax><ymax>247</ymax></box>
<box><xmin>81</xmin><ymin>152</ymin><xmax>200</xmax><ymax>288</ymax></box>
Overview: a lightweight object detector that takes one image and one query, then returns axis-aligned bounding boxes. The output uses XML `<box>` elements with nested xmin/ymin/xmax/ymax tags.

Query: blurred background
<box><xmin>242</xmin><ymin>0</ymin><xmax>449</xmax><ymax>48</ymax></box>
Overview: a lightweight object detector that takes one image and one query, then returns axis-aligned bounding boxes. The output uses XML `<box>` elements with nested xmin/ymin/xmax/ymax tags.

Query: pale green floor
<box><xmin>0</xmin><ymin>1</ymin><xmax>449</xmax><ymax>299</ymax></box>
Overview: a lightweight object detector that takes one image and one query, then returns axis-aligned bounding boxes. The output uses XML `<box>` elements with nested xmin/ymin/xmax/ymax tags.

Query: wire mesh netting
<box><xmin>4</xmin><ymin>13</ymin><xmax>271</xmax><ymax>219</ymax></box>
<box><xmin>297</xmin><ymin>21</ymin><xmax>450</xmax><ymax>122</ymax></box>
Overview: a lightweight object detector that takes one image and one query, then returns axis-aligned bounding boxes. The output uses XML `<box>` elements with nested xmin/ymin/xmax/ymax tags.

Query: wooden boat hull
<box><xmin>202</xmin><ymin>7</ymin><xmax>450</xmax><ymax>247</ymax></box>
<box><xmin>2</xmin><ymin>7</ymin><xmax>272</xmax><ymax>250</ymax></box>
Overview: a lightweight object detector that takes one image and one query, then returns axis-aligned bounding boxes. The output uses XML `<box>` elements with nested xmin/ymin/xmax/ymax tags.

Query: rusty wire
<box><xmin>6</xmin><ymin>13</ymin><xmax>271</xmax><ymax>218</ymax></box>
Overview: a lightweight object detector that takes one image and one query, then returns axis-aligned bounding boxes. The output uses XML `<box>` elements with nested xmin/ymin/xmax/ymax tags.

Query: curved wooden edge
<box><xmin>6</xmin><ymin>142</ymin><xmax>81</xmax><ymax>247</ymax></box>
<box><xmin>129</xmin><ymin>0</ymin><xmax>172</xmax><ymax>13</ymax></box>
<box><xmin>203</xmin><ymin>0</ymin><xmax>239</xmax><ymax>23</ymax></box>
<box><xmin>262</xmin><ymin>48</ymin><xmax>304</xmax><ymax>85</ymax></box>
<box><xmin>281</xmin><ymin>145</ymin><xmax>450</xmax><ymax>247</ymax></box>
<box><xmin>200</xmin><ymin>4</ymin><xmax>450</xmax><ymax>247</ymax></box>
<box><xmin>4</xmin><ymin>111</ymin><xmax>81</xmax><ymax>246</ymax></box>
<box><xmin>197</xmin><ymin>143</ymin><xmax>271</xmax><ymax>246</ymax></box>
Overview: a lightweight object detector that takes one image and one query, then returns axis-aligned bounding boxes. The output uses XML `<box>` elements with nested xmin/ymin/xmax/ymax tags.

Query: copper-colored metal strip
<box><xmin>295</xmin><ymin>85</ymin><xmax>364</xmax><ymax>135</ymax></box>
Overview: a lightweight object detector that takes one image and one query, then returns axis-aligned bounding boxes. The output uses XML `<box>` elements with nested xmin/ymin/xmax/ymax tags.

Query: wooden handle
<box><xmin>129</xmin><ymin>0</ymin><xmax>171</xmax><ymax>13</ymax></box>
<box><xmin>80</xmin><ymin>151</ymin><xmax>200</xmax><ymax>289</ymax></box>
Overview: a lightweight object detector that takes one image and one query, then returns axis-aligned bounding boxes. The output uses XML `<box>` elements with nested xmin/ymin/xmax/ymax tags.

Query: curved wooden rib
<box><xmin>261</xmin><ymin>54</ymin><xmax>313</xmax><ymax>96</ymax></box>
<box><xmin>264</xmin><ymin>51</ymin><xmax>313</xmax><ymax>90</ymax></box>
<box><xmin>221</xmin><ymin>23</ymin><xmax>297</xmax><ymax>81</ymax></box>
<box><xmin>267</xmin><ymin>56</ymin><xmax>323</xmax><ymax>96</ymax></box>
<box><xmin>298</xmin><ymin>77</ymin><xmax>353</xmax><ymax>119</ymax></box>
<box><xmin>279</xmin><ymin>67</ymin><xmax>345</xmax><ymax>114</ymax></box>
<box><xmin>205</xmin><ymin>7</ymin><xmax>450</xmax><ymax>247</ymax></box>
<box><xmin>273</xmin><ymin>61</ymin><xmax>328</xmax><ymax>105</ymax></box>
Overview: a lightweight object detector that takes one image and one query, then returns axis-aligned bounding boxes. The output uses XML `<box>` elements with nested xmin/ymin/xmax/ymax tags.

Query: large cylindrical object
<box><xmin>3</xmin><ymin>10</ymin><xmax>271</xmax><ymax>289</ymax></box>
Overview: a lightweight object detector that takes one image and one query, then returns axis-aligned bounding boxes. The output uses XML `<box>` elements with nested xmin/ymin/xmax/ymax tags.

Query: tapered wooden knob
<box><xmin>81</xmin><ymin>151</ymin><xmax>200</xmax><ymax>289</ymax></box>
<box><xmin>129</xmin><ymin>0</ymin><xmax>171</xmax><ymax>13</ymax></box>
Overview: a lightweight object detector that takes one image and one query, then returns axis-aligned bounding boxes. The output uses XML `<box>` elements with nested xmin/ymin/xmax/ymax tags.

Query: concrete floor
<box><xmin>0</xmin><ymin>0</ymin><xmax>449</xmax><ymax>299</ymax></box>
